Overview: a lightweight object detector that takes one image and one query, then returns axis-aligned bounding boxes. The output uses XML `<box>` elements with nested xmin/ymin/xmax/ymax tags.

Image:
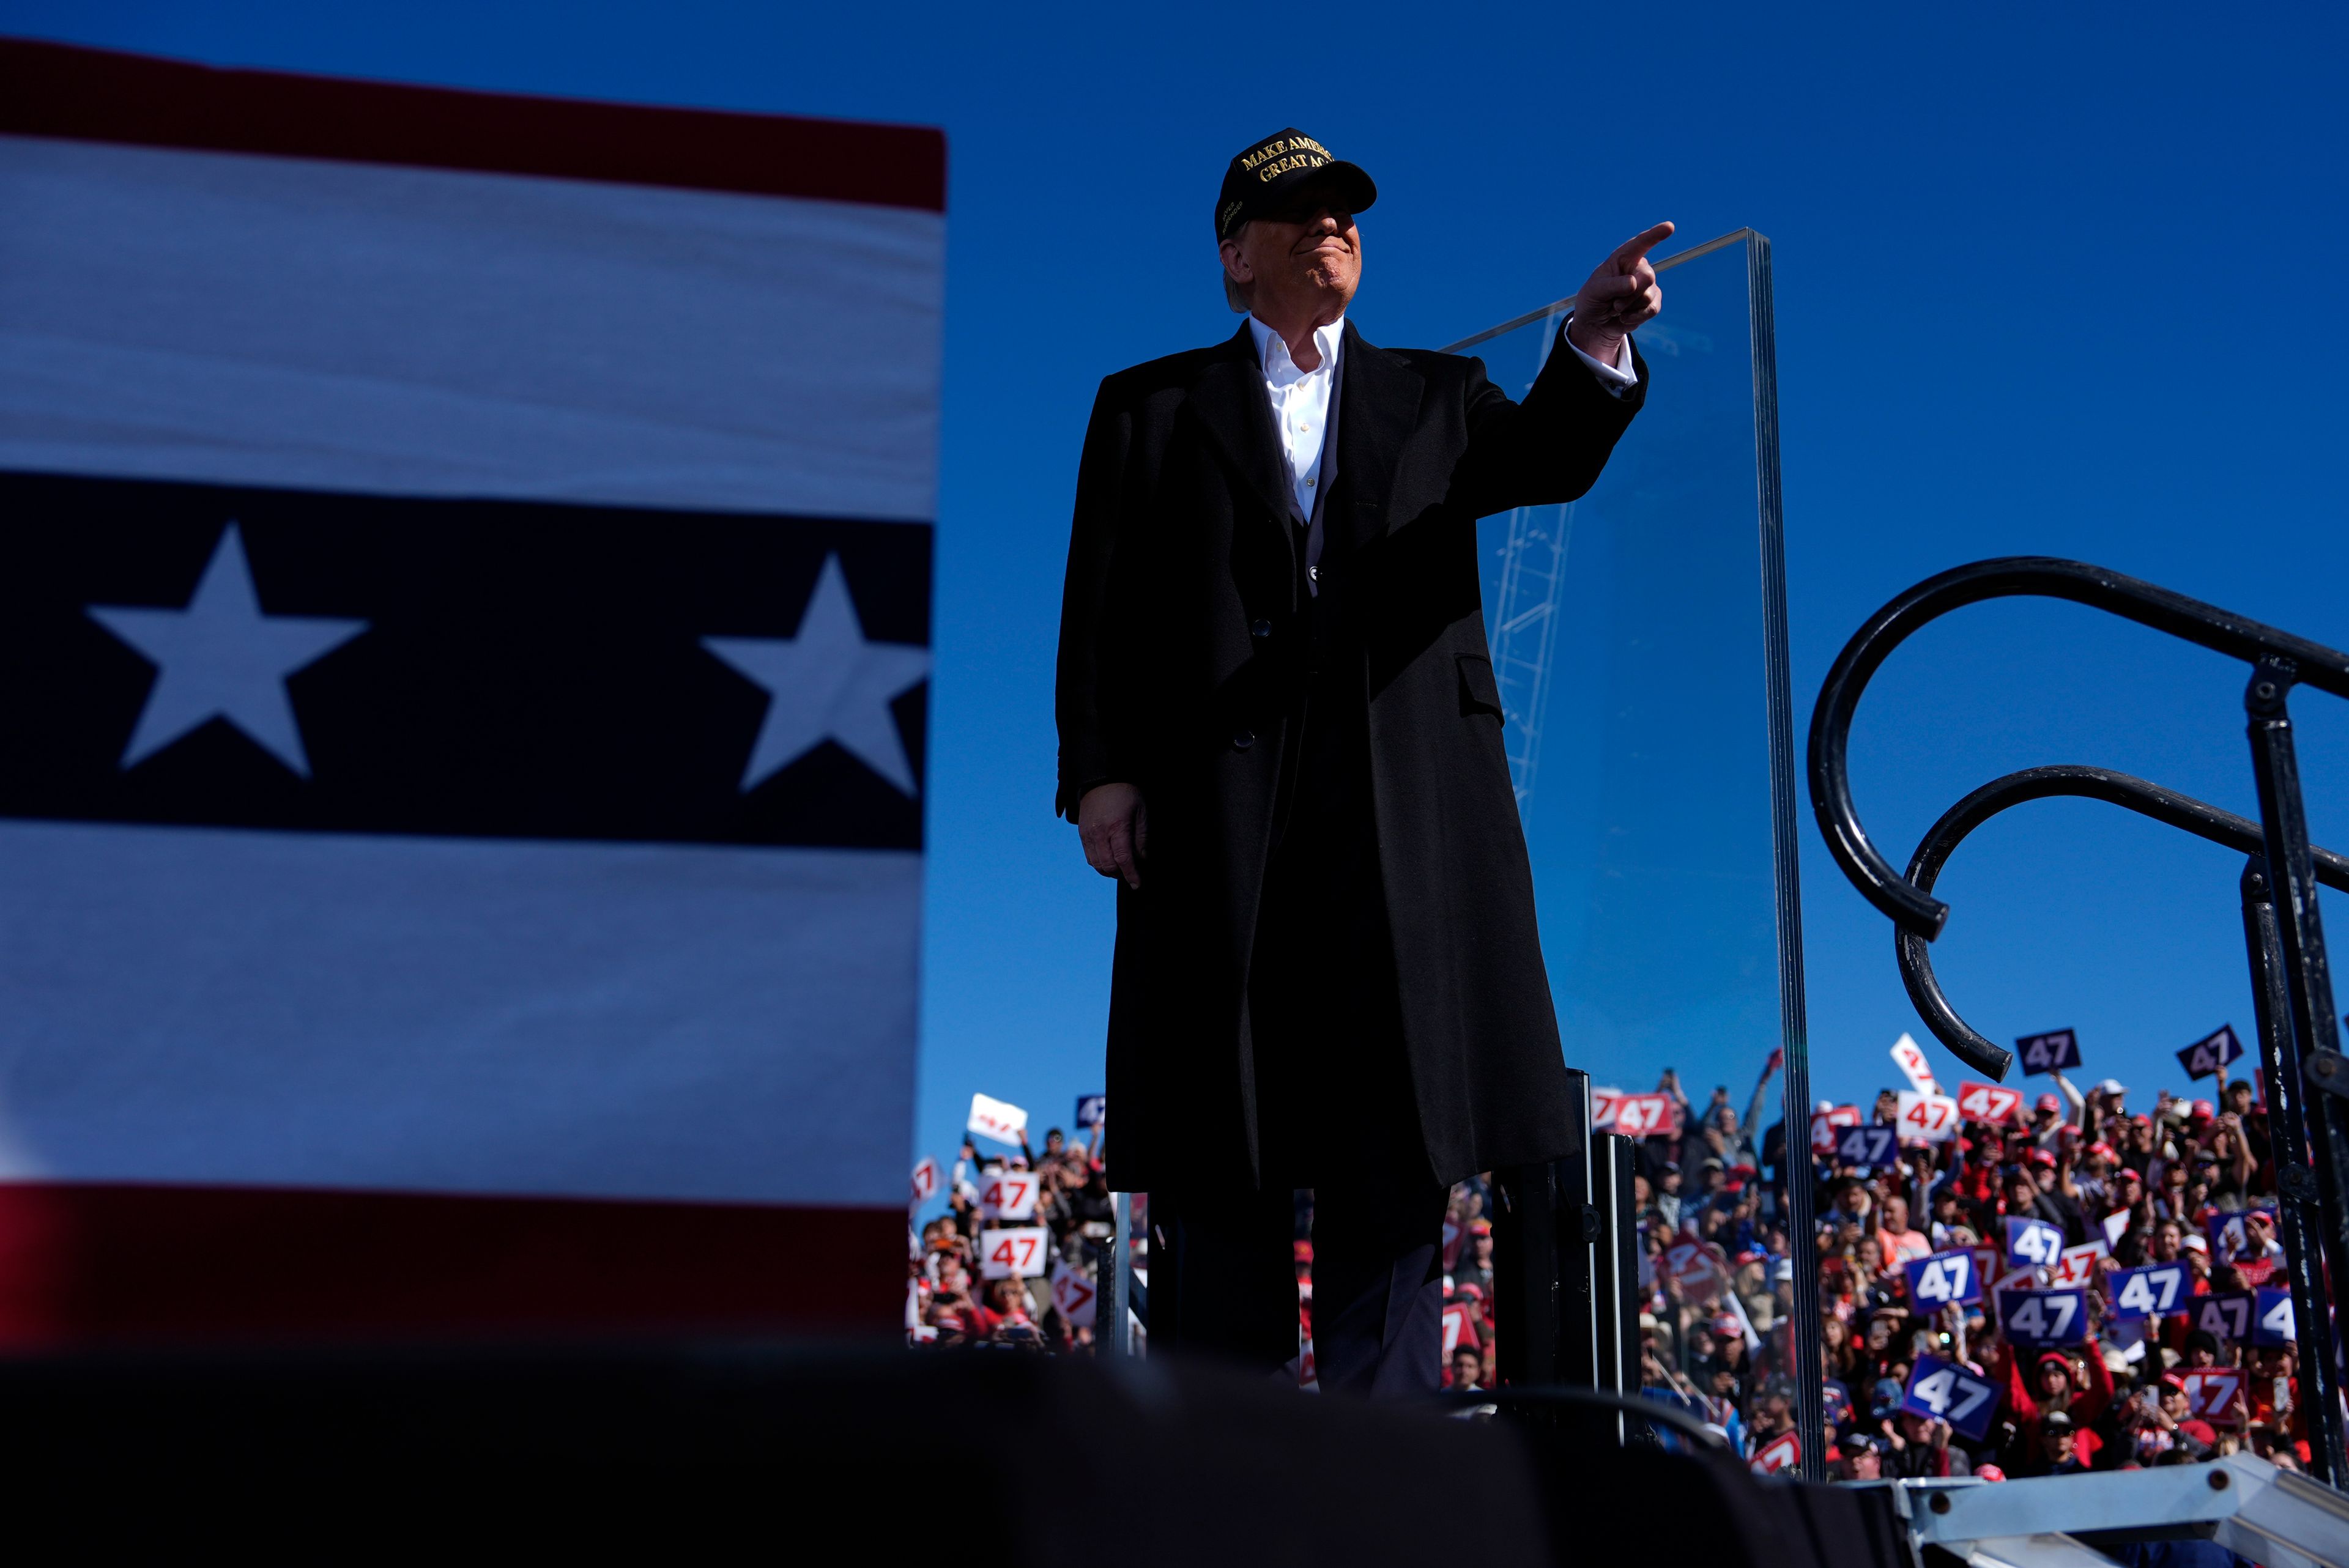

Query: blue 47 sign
<box><xmin>2015</xmin><ymin>1029</ymin><xmax>2081</xmax><ymax>1075</ymax></box>
<box><xmin>1904</xmin><ymin>1355</ymin><xmax>2002</xmax><ymax>1441</ymax></box>
<box><xmin>2253</xmin><ymin>1288</ymin><xmax>2298</xmax><ymax>1347</ymax></box>
<box><xmin>2197</xmin><ymin>1292</ymin><xmax>2255</xmax><ymax>1342</ymax></box>
<box><xmin>1905</xmin><ymin>1249</ymin><xmax>1981</xmax><ymax>1310</ymax></box>
<box><xmin>2109</xmin><ymin>1262</ymin><xmax>2189</xmax><ymax>1321</ymax></box>
<box><xmin>2176</xmin><ymin>1026</ymin><xmax>2243</xmax><ymax>1081</ymax></box>
<box><xmin>2005</xmin><ymin>1215</ymin><xmax>2065</xmax><ymax>1270</ymax></box>
<box><xmin>1835</xmin><ymin>1123</ymin><xmax>1898</xmax><ymax>1169</ymax></box>
<box><xmin>2000</xmin><ymin>1288</ymin><xmax>2090</xmax><ymax>1347</ymax></box>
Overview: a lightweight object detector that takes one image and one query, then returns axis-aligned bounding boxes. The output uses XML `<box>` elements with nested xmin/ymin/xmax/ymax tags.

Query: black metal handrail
<box><xmin>1808</xmin><ymin>558</ymin><xmax>2349</xmax><ymax>950</ymax></box>
<box><xmin>1893</xmin><ymin>764</ymin><xmax>2349</xmax><ymax>1068</ymax></box>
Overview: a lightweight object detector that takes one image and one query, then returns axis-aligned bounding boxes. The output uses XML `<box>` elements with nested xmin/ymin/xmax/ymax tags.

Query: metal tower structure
<box><xmin>1485</xmin><ymin>308</ymin><xmax>1575</xmax><ymax>815</ymax></box>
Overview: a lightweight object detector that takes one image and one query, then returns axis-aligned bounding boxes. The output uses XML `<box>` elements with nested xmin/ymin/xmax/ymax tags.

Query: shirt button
<box><xmin>1250</xmin><ymin>619</ymin><xmax>1274</xmax><ymax>639</ymax></box>
<box><xmin>1305</xmin><ymin>476</ymin><xmax>1316</xmax><ymax>486</ymax></box>
<box><xmin>1232</xmin><ymin>729</ymin><xmax>1256</xmax><ymax>751</ymax></box>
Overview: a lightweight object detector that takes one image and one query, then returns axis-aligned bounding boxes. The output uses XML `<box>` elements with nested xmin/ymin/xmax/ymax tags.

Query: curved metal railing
<box><xmin>1893</xmin><ymin>764</ymin><xmax>2349</xmax><ymax>1069</ymax></box>
<box><xmin>1808</xmin><ymin>557</ymin><xmax>2349</xmax><ymax>950</ymax></box>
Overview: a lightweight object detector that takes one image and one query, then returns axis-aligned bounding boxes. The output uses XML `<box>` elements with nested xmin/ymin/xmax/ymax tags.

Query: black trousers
<box><xmin>1151</xmin><ymin>659</ymin><xmax>1448</xmax><ymax>1396</ymax></box>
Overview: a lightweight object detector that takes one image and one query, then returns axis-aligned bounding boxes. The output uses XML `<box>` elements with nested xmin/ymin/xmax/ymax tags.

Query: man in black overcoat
<box><xmin>1055</xmin><ymin>127</ymin><xmax>1670</xmax><ymax>1394</ymax></box>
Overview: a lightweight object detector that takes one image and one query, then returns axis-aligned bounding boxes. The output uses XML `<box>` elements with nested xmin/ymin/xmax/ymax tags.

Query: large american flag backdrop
<box><xmin>0</xmin><ymin>39</ymin><xmax>943</xmax><ymax>1341</ymax></box>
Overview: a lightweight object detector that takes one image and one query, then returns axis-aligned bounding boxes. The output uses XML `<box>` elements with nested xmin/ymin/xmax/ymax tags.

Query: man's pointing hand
<box><xmin>1566</xmin><ymin>221</ymin><xmax>1673</xmax><ymax>369</ymax></box>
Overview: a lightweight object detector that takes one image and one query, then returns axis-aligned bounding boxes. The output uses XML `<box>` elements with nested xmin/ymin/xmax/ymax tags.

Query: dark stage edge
<box><xmin>0</xmin><ymin>1344</ymin><xmax>1906</xmax><ymax>1562</ymax></box>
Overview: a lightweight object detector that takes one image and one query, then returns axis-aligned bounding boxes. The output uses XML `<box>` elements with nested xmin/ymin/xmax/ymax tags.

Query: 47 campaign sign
<box><xmin>2253</xmin><ymin>1288</ymin><xmax>2298</xmax><ymax>1347</ymax></box>
<box><xmin>1956</xmin><ymin>1082</ymin><xmax>2024</xmax><ymax>1125</ymax></box>
<box><xmin>1904</xmin><ymin>1250</ymin><xmax>1981</xmax><ymax>1310</ymax></box>
<box><xmin>2000</xmin><ymin>1289</ymin><xmax>2090</xmax><ymax>1347</ymax></box>
<box><xmin>2015</xmin><ymin>1029</ymin><xmax>2082</xmax><ymax>1075</ymax></box>
<box><xmin>1835</xmin><ymin>1124</ymin><xmax>1899</xmax><ymax>1170</ymax></box>
<box><xmin>2177</xmin><ymin>1025</ymin><xmax>2244</xmax><ymax>1081</ymax></box>
<box><xmin>2109</xmin><ymin>1262</ymin><xmax>2189</xmax><ymax>1321</ymax></box>
<box><xmin>0</xmin><ymin>40</ymin><xmax>946</xmax><ymax>1342</ymax></box>
<box><xmin>1903</xmin><ymin>1356</ymin><xmax>2000</xmax><ymax>1441</ymax></box>
<box><xmin>2180</xmin><ymin>1369</ymin><xmax>2245</xmax><ymax>1427</ymax></box>
<box><xmin>2197</xmin><ymin>1293</ymin><xmax>2256</xmax><ymax>1343</ymax></box>
<box><xmin>2005</xmin><ymin>1216</ymin><xmax>2065</xmax><ymax>1270</ymax></box>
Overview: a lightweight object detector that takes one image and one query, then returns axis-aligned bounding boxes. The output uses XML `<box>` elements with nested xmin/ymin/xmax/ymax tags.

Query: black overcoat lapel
<box><xmin>1333</xmin><ymin>322</ymin><xmax>1422</xmax><ymax>549</ymax></box>
<box><xmin>1187</xmin><ymin>324</ymin><xmax>1294</xmax><ymax>531</ymax></box>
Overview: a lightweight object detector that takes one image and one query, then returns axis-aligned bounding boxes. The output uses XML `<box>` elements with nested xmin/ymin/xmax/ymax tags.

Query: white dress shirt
<box><xmin>1245</xmin><ymin>312</ymin><xmax>1638</xmax><ymax>525</ymax></box>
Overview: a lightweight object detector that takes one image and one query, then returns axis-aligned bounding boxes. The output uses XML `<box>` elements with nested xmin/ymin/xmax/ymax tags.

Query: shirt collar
<box><xmin>1247</xmin><ymin>314</ymin><xmax>1345</xmax><ymax>384</ymax></box>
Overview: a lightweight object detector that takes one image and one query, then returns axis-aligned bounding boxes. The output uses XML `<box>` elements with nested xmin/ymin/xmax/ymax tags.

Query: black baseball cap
<box><xmin>1214</xmin><ymin>128</ymin><xmax>1376</xmax><ymax>240</ymax></box>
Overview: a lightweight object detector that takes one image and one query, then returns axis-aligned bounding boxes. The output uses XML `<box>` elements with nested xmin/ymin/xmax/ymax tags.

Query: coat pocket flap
<box><xmin>1457</xmin><ymin>654</ymin><xmax>1504</xmax><ymax>724</ymax></box>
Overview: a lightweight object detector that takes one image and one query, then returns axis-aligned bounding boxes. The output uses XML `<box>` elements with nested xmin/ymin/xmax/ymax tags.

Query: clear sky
<box><xmin>10</xmin><ymin>2</ymin><xmax>2348</xmax><ymax>1201</ymax></box>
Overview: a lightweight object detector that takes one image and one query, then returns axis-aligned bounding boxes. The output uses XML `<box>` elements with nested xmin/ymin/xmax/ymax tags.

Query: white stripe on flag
<box><xmin>0</xmin><ymin>134</ymin><xmax>943</xmax><ymax>520</ymax></box>
<box><xmin>0</xmin><ymin>820</ymin><xmax>919</xmax><ymax>1205</ymax></box>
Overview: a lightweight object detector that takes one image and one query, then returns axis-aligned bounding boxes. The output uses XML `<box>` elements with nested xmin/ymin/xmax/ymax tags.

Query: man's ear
<box><xmin>1219</xmin><ymin>237</ymin><xmax>1252</xmax><ymax>284</ymax></box>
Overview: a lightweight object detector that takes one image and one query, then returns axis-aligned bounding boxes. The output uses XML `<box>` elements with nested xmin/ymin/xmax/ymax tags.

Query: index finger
<box><xmin>1611</xmin><ymin>220</ymin><xmax>1677</xmax><ymax>268</ymax></box>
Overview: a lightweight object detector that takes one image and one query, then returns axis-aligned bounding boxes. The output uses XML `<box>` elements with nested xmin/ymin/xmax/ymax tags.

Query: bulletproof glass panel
<box><xmin>1458</xmin><ymin>231</ymin><xmax>1798</xmax><ymax>1098</ymax></box>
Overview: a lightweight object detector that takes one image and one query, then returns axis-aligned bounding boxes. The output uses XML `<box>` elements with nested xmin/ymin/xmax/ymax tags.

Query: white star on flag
<box><xmin>703</xmin><ymin>552</ymin><xmax>930</xmax><ymax>796</ymax></box>
<box><xmin>86</xmin><ymin>523</ymin><xmax>368</xmax><ymax>778</ymax></box>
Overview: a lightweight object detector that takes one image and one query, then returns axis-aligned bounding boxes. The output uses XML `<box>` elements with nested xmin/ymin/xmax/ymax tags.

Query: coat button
<box><xmin>1250</xmin><ymin>619</ymin><xmax>1274</xmax><ymax>639</ymax></box>
<box><xmin>1232</xmin><ymin>730</ymin><xmax>1256</xmax><ymax>751</ymax></box>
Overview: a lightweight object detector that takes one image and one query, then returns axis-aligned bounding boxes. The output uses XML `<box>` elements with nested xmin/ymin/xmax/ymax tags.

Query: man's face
<box><xmin>1661</xmin><ymin>1169</ymin><xmax>1681</xmax><ymax>1191</ymax></box>
<box><xmin>2043</xmin><ymin>1427</ymin><xmax>2076</xmax><ymax>1463</ymax></box>
<box><xmin>1222</xmin><ymin>191</ymin><xmax>1361</xmax><ymax>320</ymax></box>
<box><xmin>1450</xmin><ymin>1348</ymin><xmax>1481</xmax><ymax>1387</ymax></box>
<box><xmin>2153</xmin><ymin>1224</ymin><xmax>2181</xmax><ymax>1262</ymax></box>
<box><xmin>1882</xmin><ymin>1196</ymin><xmax>1909</xmax><ymax>1232</ymax></box>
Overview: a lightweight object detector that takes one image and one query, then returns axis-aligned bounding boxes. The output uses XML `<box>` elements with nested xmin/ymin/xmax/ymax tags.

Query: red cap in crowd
<box><xmin>2035</xmin><ymin>1093</ymin><xmax>2061</xmax><ymax>1112</ymax></box>
<box><xmin>2028</xmin><ymin>1148</ymin><xmax>2057</xmax><ymax>1168</ymax></box>
<box><xmin>2088</xmin><ymin>1142</ymin><xmax>2118</xmax><ymax>1160</ymax></box>
<box><xmin>1470</xmin><ymin>1219</ymin><xmax>1492</xmax><ymax>1235</ymax></box>
<box><xmin>2191</xmin><ymin>1100</ymin><xmax>2215</xmax><ymax>1121</ymax></box>
<box><xmin>1976</xmin><ymin>1465</ymin><xmax>2007</xmax><ymax>1482</ymax></box>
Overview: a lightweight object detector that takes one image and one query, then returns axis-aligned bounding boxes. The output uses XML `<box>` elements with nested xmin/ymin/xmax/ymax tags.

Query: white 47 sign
<box><xmin>978</xmin><ymin>1170</ymin><xmax>1040</xmax><ymax>1221</ymax></box>
<box><xmin>977</xmin><ymin>1226</ymin><xmax>1051</xmax><ymax>1279</ymax></box>
<box><xmin>1050</xmin><ymin>1260</ymin><xmax>1097</xmax><ymax>1327</ymax></box>
<box><xmin>1896</xmin><ymin>1090</ymin><xmax>1959</xmax><ymax>1142</ymax></box>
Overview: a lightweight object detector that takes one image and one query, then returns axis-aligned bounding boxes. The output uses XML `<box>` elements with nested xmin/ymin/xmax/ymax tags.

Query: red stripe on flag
<box><xmin>0</xmin><ymin>1182</ymin><xmax>903</xmax><ymax>1346</ymax></box>
<box><xmin>0</xmin><ymin>35</ymin><xmax>946</xmax><ymax>212</ymax></box>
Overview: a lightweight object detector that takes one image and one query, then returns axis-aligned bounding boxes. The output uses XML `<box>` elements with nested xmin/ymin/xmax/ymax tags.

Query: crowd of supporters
<box><xmin>910</xmin><ymin>1057</ymin><xmax>2325</xmax><ymax>1488</ymax></box>
<box><xmin>909</xmin><ymin>1126</ymin><xmax>1116</xmax><ymax>1350</ymax></box>
<box><xmin>1631</xmin><ymin>1060</ymin><xmax>2318</xmax><ymax>1479</ymax></box>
